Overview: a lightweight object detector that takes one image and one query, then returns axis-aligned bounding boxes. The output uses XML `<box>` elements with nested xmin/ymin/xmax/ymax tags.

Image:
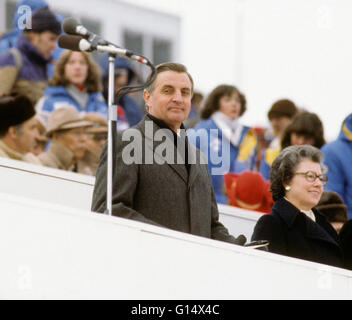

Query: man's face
<box><xmin>31</xmin><ymin>31</ymin><xmax>58</xmax><ymax>59</ymax></box>
<box><xmin>55</xmin><ymin>127</ymin><xmax>88</xmax><ymax>161</ymax></box>
<box><xmin>15</xmin><ymin>116</ymin><xmax>40</xmax><ymax>154</ymax></box>
<box><xmin>86</xmin><ymin>132</ymin><xmax>107</xmax><ymax>157</ymax></box>
<box><xmin>144</xmin><ymin>71</ymin><xmax>192</xmax><ymax>131</ymax></box>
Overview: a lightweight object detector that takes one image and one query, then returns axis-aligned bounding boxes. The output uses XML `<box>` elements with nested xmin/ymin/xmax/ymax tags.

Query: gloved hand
<box><xmin>234</xmin><ymin>234</ymin><xmax>247</xmax><ymax>246</ymax></box>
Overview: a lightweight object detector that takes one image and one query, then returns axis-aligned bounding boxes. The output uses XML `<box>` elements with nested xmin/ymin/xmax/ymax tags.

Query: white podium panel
<box><xmin>0</xmin><ymin>192</ymin><xmax>351</xmax><ymax>299</ymax></box>
<box><xmin>0</xmin><ymin>158</ymin><xmax>260</xmax><ymax>238</ymax></box>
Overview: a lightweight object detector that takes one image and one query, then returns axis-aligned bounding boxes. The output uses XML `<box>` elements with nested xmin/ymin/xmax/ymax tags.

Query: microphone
<box><xmin>58</xmin><ymin>34</ymin><xmax>92</xmax><ymax>52</ymax></box>
<box><xmin>62</xmin><ymin>17</ymin><xmax>89</xmax><ymax>37</ymax></box>
<box><xmin>62</xmin><ymin>17</ymin><xmax>108</xmax><ymax>46</ymax></box>
<box><xmin>58</xmin><ymin>34</ymin><xmax>149</xmax><ymax>65</ymax></box>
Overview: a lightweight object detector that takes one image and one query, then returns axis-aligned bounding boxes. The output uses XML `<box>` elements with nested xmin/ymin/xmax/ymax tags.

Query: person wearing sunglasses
<box><xmin>252</xmin><ymin>145</ymin><xmax>343</xmax><ymax>268</ymax></box>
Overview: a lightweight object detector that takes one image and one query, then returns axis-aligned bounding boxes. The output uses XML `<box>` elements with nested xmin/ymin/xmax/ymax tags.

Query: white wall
<box><xmin>45</xmin><ymin>0</ymin><xmax>180</xmax><ymax>63</ymax></box>
<box><xmin>241</xmin><ymin>0</ymin><xmax>352</xmax><ymax>141</ymax></box>
<box><xmin>1</xmin><ymin>191</ymin><xmax>351</xmax><ymax>299</ymax></box>
<box><xmin>121</xmin><ymin>0</ymin><xmax>352</xmax><ymax>141</ymax></box>
<box><xmin>121</xmin><ymin>0</ymin><xmax>244</xmax><ymax>92</ymax></box>
<box><xmin>0</xmin><ymin>157</ymin><xmax>260</xmax><ymax>239</ymax></box>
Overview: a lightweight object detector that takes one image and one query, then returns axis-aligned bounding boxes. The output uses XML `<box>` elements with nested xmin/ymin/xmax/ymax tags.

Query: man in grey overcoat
<box><xmin>91</xmin><ymin>62</ymin><xmax>245</xmax><ymax>245</ymax></box>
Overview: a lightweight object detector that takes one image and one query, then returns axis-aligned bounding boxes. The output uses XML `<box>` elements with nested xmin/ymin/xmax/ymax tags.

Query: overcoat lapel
<box><xmin>138</xmin><ymin>117</ymin><xmax>188</xmax><ymax>184</ymax></box>
<box><xmin>187</xmin><ymin>143</ymin><xmax>201</xmax><ymax>188</ymax></box>
<box><xmin>304</xmin><ymin>211</ymin><xmax>339</xmax><ymax>248</ymax></box>
<box><xmin>275</xmin><ymin>198</ymin><xmax>339</xmax><ymax>248</ymax></box>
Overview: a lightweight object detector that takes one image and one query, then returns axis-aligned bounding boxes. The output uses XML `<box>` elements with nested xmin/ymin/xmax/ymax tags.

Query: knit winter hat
<box><xmin>224</xmin><ymin>170</ymin><xmax>273</xmax><ymax>213</ymax></box>
<box><xmin>25</xmin><ymin>7</ymin><xmax>61</xmax><ymax>35</ymax></box>
<box><xmin>0</xmin><ymin>95</ymin><xmax>35</xmax><ymax>132</ymax></box>
<box><xmin>268</xmin><ymin>99</ymin><xmax>298</xmax><ymax>120</ymax></box>
<box><xmin>316</xmin><ymin>191</ymin><xmax>348</xmax><ymax>223</ymax></box>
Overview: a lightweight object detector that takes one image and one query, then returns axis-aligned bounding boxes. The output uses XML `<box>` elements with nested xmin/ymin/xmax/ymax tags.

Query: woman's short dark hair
<box><xmin>281</xmin><ymin>111</ymin><xmax>326</xmax><ymax>149</ymax></box>
<box><xmin>200</xmin><ymin>84</ymin><xmax>246</xmax><ymax>119</ymax></box>
<box><xmin>270</xmin><ymin>145</ymin><xmax>325</xmax><ymax>201</ymax></box>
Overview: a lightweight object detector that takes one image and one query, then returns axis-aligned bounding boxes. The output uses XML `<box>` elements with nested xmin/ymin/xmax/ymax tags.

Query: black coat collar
<box><xmin>273</xmin><ymin>198</ymin><xmax>339</xmax><ymax>246</ymax></box>
<box><xmin>272</xmin><ymin>198</ymin><xmax>300</xmax><ymax>228</ymax></box>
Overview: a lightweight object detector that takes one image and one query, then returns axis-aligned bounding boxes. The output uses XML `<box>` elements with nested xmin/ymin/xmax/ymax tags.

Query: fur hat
<box><xmin>224</xmin><ymin>170</ymin><xmax>273</xmax><ymax>213</ymax></box>
<box><xmin>25</xmin><ymin>7</ymin><xmax>61</xmax><ymax>35</ymax></box>
<box><xmin>46</xmin><ymin>106</ymin><xmax>93</xmax><ymax>137</ymax></box>
<box><xmin>0</xmin><ymin>95</ymin><xmax>35</xmax><ymax>133</ymax></box>
<box><xmin>316</xmin><ymin>191</ymin><xmax>348</xmax><ymax>223</ymax></box>
<box><xmin>268</xmin><ymin>99</ymin><xmax>298</xmax><ymax>120</ymax></box>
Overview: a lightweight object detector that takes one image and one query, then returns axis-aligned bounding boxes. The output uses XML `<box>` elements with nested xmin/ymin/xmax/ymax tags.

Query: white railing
<box><xmin>0</xmin><ymin>158</ymin><xmax>259</xmax><ymax>238</ymax></box>
<box><xmin>1</xmin><ymin>191</ymin><xmax>351</xmax><ymax>299</ymax></box>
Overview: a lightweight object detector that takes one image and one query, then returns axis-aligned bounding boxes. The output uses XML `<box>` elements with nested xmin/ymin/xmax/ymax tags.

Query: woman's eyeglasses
<box><xmin>294</xmin><ymin>171</ymin><xmax>328</xmax><ymax>185</ymax></box>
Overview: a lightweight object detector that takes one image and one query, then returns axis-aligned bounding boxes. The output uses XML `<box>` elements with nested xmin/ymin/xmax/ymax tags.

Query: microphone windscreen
<box><xmin>62</xmin><ymin>17</ymin><xmax>79</xmax><ymax>34</ymax></box>
<box><xmin>58</xmin><ymin>34</ymin><xmax>83</xmax><ymax>51</ymax></box>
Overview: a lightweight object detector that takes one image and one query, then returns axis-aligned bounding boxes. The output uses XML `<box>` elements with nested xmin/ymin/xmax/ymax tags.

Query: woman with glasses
<box><xmin>252</xmin><ymin>145</ymin><xmax>343</xmax><ymax>268</ymax></box>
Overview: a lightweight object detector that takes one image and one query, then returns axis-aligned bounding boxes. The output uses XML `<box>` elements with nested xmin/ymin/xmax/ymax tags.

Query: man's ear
<box><xmin>143</xmin><ymin>89</ymin><xmax>151</xmax><ymax>111</ymax></box>
<box><xmin>143</xmin><ymin>89</ymin><xmax>150</xmax><ymax>105</ymax></box>
<box><xmin>7</xmin><ymin>126</ymin><xmax>18</xmax><ymax>139</ymax></box>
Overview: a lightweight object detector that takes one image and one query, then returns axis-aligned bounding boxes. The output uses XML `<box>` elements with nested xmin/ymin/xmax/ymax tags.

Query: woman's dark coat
<box><xmin>339</xmin><ymin>219</ymin><xmax>352</xmax><ymax>270</ymax></box>
<box><xmin>252</xmin><ymin>198</ymin><xmax>343</xmax><ymax>268</ymax></box>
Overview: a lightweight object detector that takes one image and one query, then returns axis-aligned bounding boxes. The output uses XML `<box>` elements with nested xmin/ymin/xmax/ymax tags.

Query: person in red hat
<box><xmin>224</xmin><ymin>170</ymin><xmax>273</xmax><ymax>213</ymax></box>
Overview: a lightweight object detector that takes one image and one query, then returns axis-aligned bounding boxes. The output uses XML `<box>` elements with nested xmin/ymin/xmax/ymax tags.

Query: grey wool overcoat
<box><xmin>91</xmin><ymin>116</ymin><xmax>242</xmax><ymax>245</ymax></box>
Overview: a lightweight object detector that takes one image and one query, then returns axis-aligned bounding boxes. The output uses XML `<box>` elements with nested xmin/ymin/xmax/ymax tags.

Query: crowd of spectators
<box><xmin>0</xmin><ymin>0</ymin><xmax>351</xmax><ymax>270</ymax></box>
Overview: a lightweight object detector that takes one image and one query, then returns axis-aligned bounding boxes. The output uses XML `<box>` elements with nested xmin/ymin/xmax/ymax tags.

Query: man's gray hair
<box><xmin>145</xmin><ymin>62</ymin><xmax>194</xmax><ymax>94</ymax></box>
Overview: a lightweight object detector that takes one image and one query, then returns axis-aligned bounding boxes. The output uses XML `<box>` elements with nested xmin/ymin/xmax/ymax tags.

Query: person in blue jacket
<box><xmin>36</xmin><ymin>50</ymin><xmax>108</xmax><ymax>126</ymax></box>
<box><xmin>187</xmin><ymin>84</ymin><xmax>257</xmax><ymax>204</ymax></box>
<box><xmin>99</xmin><ymin>54</ymin><xmax>143</xmax><ymax>126</ymax></box>
<box><xmin>0</xmin><ymin>0</ymin><xmax>64</xmax><ymax>78</ymax></box>
<box><xmin>0</xmin><ymin>6</ymin><xmax>61</xmax><ymax>105</ymax></box>
<box><xmin>0</xmin><ymin>0</ymin><xmax>48</xmax><ymax>51</ymax></box>
<box><xmin>321</xmin><ymin>113</ymin><xmax>352</xmax><ymax>219</ymax></box>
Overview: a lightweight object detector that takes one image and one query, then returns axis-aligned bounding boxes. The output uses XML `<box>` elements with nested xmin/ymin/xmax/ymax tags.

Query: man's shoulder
<box><xmin>107</xmin><ymin>120</ymin><xmax>146</xmax><ymax>154</ymax></box>
<box><xmin>38</xmin><ymin>150</ymin><xmax>58</xmax><ymax>166</ymax></box>
<box><xmin>0</xmin><ymin>146</ymin><xmax>9</xmax><ymax>158</ymax></box>
<box><xmin>0</xmin><ymin>49</ymin><xmax>17</xmax><ymax>67</ymax></box>
<box><xmin>22</xmin><ymin>153</ymin><xmax>42</xmax><ymax>165</ymax></box>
